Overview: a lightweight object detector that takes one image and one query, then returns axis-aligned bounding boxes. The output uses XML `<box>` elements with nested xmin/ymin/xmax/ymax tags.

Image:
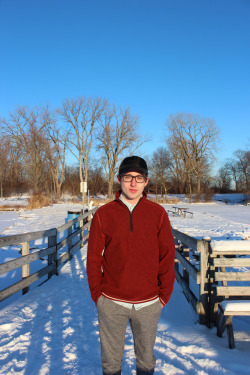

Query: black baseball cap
<box><xmin>119</xmin><ymin>156</ymin><xmax>148</xmax><ymax>176</ymax></box>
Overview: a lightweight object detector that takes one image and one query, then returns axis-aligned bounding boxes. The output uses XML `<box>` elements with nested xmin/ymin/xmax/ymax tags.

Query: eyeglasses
<box><xmin>121</xmin><ymin>174</ymin><xmax>146</xmax><ymax>183</ymax></box>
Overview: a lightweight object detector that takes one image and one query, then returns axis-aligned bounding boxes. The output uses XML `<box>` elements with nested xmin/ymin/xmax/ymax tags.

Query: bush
<box><xmin>26</xmin><ymin>193</ymin><xmax>50</xmax><ymax>209</ymax></box>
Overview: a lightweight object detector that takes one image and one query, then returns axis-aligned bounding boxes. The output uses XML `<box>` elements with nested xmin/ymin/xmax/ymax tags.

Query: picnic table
<box><xmin>172</xmin><ymin>207</ymin><xmax>193</xmax><ymax>218</ymax></box>
<box><xmin>172</xmin><ymin>206</ymin><xmax>188</xmax><ymax>216</ymax></box>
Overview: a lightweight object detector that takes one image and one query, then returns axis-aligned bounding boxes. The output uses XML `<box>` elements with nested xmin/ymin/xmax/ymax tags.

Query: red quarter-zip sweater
<box><xmin>87</xmin><ymin>191</ymin><xmax>176</xmax><ymax>306</ymax></box>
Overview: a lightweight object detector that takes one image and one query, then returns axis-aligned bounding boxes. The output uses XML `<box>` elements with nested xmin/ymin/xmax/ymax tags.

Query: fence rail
<box><xmin>0</xmin><ymin>208</ymin><xmax>97</xmax><ymax>303</ymax></box>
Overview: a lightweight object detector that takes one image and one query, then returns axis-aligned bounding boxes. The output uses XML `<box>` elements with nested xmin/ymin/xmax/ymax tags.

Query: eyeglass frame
<box><xmin>119</xmin><ymin>173</ymin><xmax>147</xmax><ymax>183</ymax></box>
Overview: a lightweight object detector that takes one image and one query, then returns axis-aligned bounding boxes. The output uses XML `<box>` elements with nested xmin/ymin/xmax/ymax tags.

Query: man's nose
<box><xmin>130</xmin><ymin>177</ymin><xmax>137</xmax><ymax>186</ymax></box>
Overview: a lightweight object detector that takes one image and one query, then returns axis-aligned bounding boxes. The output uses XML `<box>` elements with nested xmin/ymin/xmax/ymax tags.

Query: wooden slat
<box><xmin>211</xmin><ymin>250</ymin><xmax>250</xmax><ymax>257</ymax></box>
<box><xmin>223</xmin><ymin>311</ymin><xmax>250</xmax><ymax>316</ymax></box>
<box><xmin>175</xmin><ymin>248</ymin><xmax>200</xmax><ymax>283</ymax></box>
<box><xmin>216</xmin><ymin>286</ymin><xmax>250</xmax><ymax>296</ymax></box>
<box><xmin>0</xmin><ymin>264</ymin><xmax>56</xmax><ymax>302</ymax></box>
<box><xmin>215</xmin><ymin>272</ymin><xmax>250</xmax><ymax>281</ymax></box>
<box><xmin>0</xmin><ymin>228</ymin><xmax>56</xmax><ymax>247</ymax></box>
<box><xmin>213</xmin><ymin>258</ymin><xmax>250</xmax><ymax>267</ymax></box>
<box><xmin>0</xmin><ymin>246</ymin><xmax>57</xmax><ymax>276</ymax></box>
<box><xmin>172</xmin><ymin>228</ymin><xmax>198</xmax><ymax>250</ymax></box>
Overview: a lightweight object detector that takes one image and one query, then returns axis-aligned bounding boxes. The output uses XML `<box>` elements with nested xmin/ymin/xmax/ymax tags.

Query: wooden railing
<box><xmin>0</xmin><ymin>208</ymin><xmax>97</xmax><ymax>303</ymax></box>
<box><xmin>173</xmin><ymin>228</ymin><xmax>250</xmax><ymax>327</ymax></box>
<box><xmin>172</xmin><ymin>228</ymin><xmax>211</xmax><ymax>325</ymax></box>
<box><xmin>1</xmin><ymin>210</ymin><xmax>249</xmax><ymax>330</ymax></box>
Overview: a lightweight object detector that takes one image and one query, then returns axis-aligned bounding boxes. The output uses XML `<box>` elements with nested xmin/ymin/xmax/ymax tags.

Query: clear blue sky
<box><xmin>0</xmin><ymin>0</ymin><xmax>249</xmax><ymax>168</ymax></box>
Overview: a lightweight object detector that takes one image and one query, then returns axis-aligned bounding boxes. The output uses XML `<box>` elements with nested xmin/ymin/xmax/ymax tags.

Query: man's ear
<box><xmin>117</xmin><ymin>175</ymin><xmax>121</xmax><ymax>184</ymax></box>
<box><xmin>144</xmin><ymin>177</ymin><xmax>149</xmax><ymax>187</ymax></box>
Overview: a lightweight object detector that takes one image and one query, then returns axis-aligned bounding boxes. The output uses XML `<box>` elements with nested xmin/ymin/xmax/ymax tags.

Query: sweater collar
<box><xmin>115</xmin><ymin>190</ymin><xmax>147</xmax><ymax>202</ymax></box>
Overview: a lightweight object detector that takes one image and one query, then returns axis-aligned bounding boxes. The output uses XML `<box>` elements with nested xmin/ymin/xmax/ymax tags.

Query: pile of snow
<box><xmin>211</xmin><ymin>240</ymin><xmax>250</xmax><ymax>252</ymax></box>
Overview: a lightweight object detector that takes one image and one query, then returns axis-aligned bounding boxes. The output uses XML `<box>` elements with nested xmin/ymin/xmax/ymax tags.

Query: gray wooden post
<box><xmin>183</xmin><ymin>246</ymin><xmax>190</xmax><ymax>288</ymax></box>
<box><xmin>174</xmin><ymin>238</ymin><xmax>180</xmax><ymax>274</ymax></box>
<box><xmin>198</xmin><ymin>239</ymin><xmax>210</xmax><ymax>326</ymax></box>
<box><xmin>80</xmin><ymin>209</ymin><xmax>84</xmax><ymax>243</ymax></box>
<box><xmin>67</xmin><ymin>224</ymin><xmax>73</xmax><ymax>260</ymax></box>
<box><xmin>48</xmin><ymin>229</ymin><xmax>57</xmax><ymax>278</ymax></box>
<box><xmin>22</xmin><ymin>241</ymin><xmax>30</xmax><ymax>295</ymax></box>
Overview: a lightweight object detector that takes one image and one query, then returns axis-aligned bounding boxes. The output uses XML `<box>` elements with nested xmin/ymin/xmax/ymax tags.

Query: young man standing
<box><xmin>87</xmin><ymin>156</ymin><xmax>176</xmax><ymax>375</ymax></box>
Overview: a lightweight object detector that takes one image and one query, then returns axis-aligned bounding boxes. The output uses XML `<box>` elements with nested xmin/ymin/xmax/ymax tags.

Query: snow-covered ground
<box><xmin>0</xmin><ymin>195</ymin><xmax>250</xmax><ymax>374</ymax></box>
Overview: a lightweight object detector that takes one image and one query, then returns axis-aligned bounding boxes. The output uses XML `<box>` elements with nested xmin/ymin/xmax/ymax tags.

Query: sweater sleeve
<box><xmin>86</xmin><ymin>211</ymin><xmax>105</xmax><ymax>305</ymax></box>
<box><xmin>158</xmin><ymin>211</ymin><xmax>176</xmax><ymax>306</ymax></box>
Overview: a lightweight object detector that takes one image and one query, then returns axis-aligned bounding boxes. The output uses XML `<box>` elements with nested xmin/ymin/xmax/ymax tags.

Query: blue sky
<box><xmin>0</xmin><ymin>0</ymin><xmax>249</xmax><ymax>168</ymax></box>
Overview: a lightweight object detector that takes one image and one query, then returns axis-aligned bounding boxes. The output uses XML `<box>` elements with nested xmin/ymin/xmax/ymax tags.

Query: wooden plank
<box><xmin>175</xmin><ymin>269</ymin><xmax>199</xmax><ymax>313</ymax></box>
<box><xmin>175</xmin><ymin>248</ymin><xmax>200</xmax><ymax>283</ymax></box>
<box><xmin>48</xmin><ymin>231</ymin><xmax>57</xmax><ymax>279</ymax></box>
<box><xmin>57</xmin><ymin>251</ymin><xmax>70</xmax><ymax>267</ymax></box>
<box><xmin>22</xmin><ymin>241</ymin><xmax>29</xmax><ymax>294</ymax></box>
<box><xmin>0</xmin><ymin>264</ymin><xmax>56</xmax><ymax>302</ymax></box>
<box><xmin>215</xmin><ymin>272</ymin><xmax>250</xmax><ymax>281</ymax></box>
<box><xmin>198</xmin><ymin>239</ymin><xmax>210</xmax><ymax>325</ymax></box>
<box><xmin>216</xmin><ymin>286</ymin><xmax>250</xmax><ymax>296</ymax></box>
<box><xmin>171</xmin><ymin>228</ymin><xmax>198</xmax><ymax>250</ymax></box>
<box><xmin>213</xmin><ymin>258</ymin><xmax>250</xmax><ymax>267</ymax></box>
<box><xmin>22</xmin><ymin>242</ymin><xmax>29</xmax><ymax>278</ymax></box>
<box><xmin>0</xmin><ymin>246</ymin><xmax>57</xmax><ymax>276</ymax></box>
<box><xmin>211</xmin><ymin>250</ymin><xmax>250</xmax><ymax>257</ymax></box>
<box><xmin>0</xmin><ymin>228</ymin><xmax>56</xmax><ymax>247</ymax></box>
<box><xmin>222</xmin><ymin>311</ymin><xmax>250</xmax><ymax>316</ymax></box>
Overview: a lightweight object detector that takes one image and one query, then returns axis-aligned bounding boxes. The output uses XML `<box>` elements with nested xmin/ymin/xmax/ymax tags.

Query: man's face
<box><xmin>117</xmin><ymin>171</ymin><xmax>149</xmax><ymax>204</ymax></box>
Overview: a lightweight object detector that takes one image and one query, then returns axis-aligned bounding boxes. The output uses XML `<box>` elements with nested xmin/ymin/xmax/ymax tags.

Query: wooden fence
<box><xmin>173</xmin><ymin>228</ymin><xmax>250</xmax><ymax>327</ymax></box>
<box><xmin>0</xmin><ymin>208</ymin><xmax>97</xmax><ymax>303</ymax></box>
<box><xmin>1</xmin><ymin>211</ymin><xmax>249</xmax><ymax>330</ymax></box>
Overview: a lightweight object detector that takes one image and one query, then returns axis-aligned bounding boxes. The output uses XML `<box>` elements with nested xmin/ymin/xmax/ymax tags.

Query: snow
<box><xmin>0</xmin><ymin>196</ymin><xmax>250</xmax><ymax>374</ymax></box>
<box><xmin>211</xmin><ymin>240</ymin><xmax>250</xmax><ymax>251</ymax></box>
<box><xmin>220</xmin><ymin>300</ymin><xmax>250</xmax><ymax>313</ymax></box>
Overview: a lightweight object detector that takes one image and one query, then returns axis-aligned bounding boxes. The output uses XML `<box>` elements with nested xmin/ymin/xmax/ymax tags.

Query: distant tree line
<box><xmin>0</xmin><ymin>96</ymin><xmax>249</xmax><ymax>201</ymax></box>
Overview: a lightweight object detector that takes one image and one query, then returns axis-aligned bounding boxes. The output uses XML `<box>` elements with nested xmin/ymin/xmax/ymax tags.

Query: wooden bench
<box><xmin>182</xmin><ymin>210</ymin><xmax>193</xmax><ymax>218</ymax></box>
<box><xmin>211</xmin><ymin>241</ymin><xmax>250</xmax><ymax>349</ymax></box>
<box><xmin>217</xmin><ymin>300</ymin><xmax>250</xmax><ymax>349</ymax></box>
<box><xmin>167</xmin><ymin>209</ymin><xmax>178</xmax><ymax>216</ymax></box>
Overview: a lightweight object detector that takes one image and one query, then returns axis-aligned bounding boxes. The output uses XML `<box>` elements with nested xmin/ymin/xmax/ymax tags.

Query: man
<box><xmin>87</xmin><ymin>156</ymin><xmax>175</xmax><ymax>375</ymax></box>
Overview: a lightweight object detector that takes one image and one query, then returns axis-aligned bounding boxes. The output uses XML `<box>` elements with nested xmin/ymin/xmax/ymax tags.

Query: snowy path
<box><xmin>1</xmin><ymin>245</ymin><xmax>250</xmax><ymax>375</ymax></box>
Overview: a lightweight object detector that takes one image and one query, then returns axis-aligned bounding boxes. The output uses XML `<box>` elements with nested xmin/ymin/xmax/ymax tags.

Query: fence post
<box><xmin>208</xmin><ymin>241</ymin><xmax>218</xmax><ymax>325</ymax></box>
<box><xmin>198</xmin><ymin>239</ymin><xmax>210</xmax><ymax>326</ymax></box>
<box><xmin>183</xmin><ymin>246</ymin><xmax>190</xmax><ymax>288</ymax></box>
<box><xmin>67</xmin><ymin>224</ymin><xmax>73</xmax><ymax>260</ymax></box>
<box><xmin>22</xmin><ymin>241</ymin><xmax>29</xmax><ymax>295</ymax></box>
<box><xmin>48</xmin><ymin>229</ymin><xmax>57</xmax><ymax>278</ymax></box>
<box><xmin>174</xmin><ymin>239</ymin><xmax>180</xmax><ymax>274</ymax></box>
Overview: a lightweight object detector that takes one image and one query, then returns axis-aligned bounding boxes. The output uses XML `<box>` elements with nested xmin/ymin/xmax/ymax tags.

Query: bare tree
<box><xmin>42</xmin><ymin>106</ymin><xmax>68</xmax><ymax>199</ymax></box>
<box><xmin>1</xmin><ymin>106</ymin><xmax>50</xmax><ymax>193</ymax></box>
<box><xmin>149</xmin><ymin>147</ymin><xmax>172</xmax><ymax>198</ymax></box>
<box><xmin>166</xmin><ymin>112</ymin><xmax>219</xmax><ymax>199</ymax></box>
<box><xmin>58</xmin><ymin>96</ymin><xmax>108</xmax><ymax>206</ymax></box>
<box><xmin>234</xmin><ymin>149</ymin><xmax>250</xmax><ymax>194</ymax></box>
<box><xmin>96</xmin><ymin>105</ymin><xmax>149</xmax><ymax>198</ymax></box>
<box><xmin>223</xmin><ymin>159</ymin><xmax>241</xmax><ymax>192</ymax></box>
<box><xmin>88</xmin><ymin>164</ymin><xmax>107</xmax><ymax>196</ymax></box>
<box><xmin>216</xmin><ymin>165</ymin><xmax>232</xmax><ymax>193</ymax></box>
<box><xmin>0</xmin><ymin>136</ymin><xmax>11</xmax><ymax>197</ymax></box>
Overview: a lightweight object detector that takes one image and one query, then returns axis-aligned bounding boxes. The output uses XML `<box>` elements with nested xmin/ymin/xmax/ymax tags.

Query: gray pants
<box><xmin>97</xmin><ymin>296</ymin><xmax>163</xmax><ymax>375</ymax></box>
